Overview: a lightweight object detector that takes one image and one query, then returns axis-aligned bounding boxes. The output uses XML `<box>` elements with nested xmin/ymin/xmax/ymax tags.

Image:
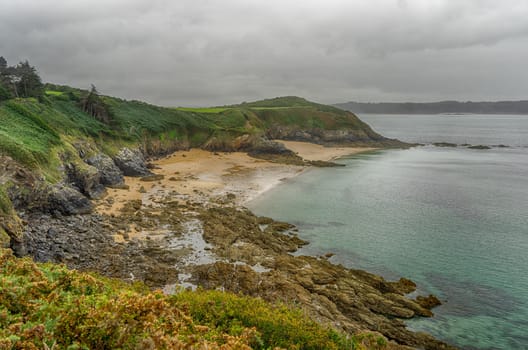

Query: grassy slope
<box><xmin>0</xmin><ymin>92</ymin><xmax>385</xmax><ymax>180</ymax></box>
<box><xmin>0</xmin><ymin>249</ymin><xmax>387</xmax><ymax>350</ymax></box>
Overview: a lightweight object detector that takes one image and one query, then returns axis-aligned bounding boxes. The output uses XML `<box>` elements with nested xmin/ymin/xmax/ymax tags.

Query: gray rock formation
<box><xmin>113</xmin><ymin>148</ymin><xmax>152</xmax><ymax>177</ymax></box>
<box><xmin>43</xmin><ymin>183</ymin><xmax>94</xmax><ymax>215</ymax></box>
<box><xmin>86</xmin><ymin>153</ymin><xmax>125</xmax><ymax>187</ymax></box>
<box><xmin>65</xmin><ymin>162</ymin><xmax>106</xmax><ymax>199</ymax></box>
<box><xmin>266</xmin><ymin>126</ymin><xmax>385</xmax><ymax>144</ymax></box>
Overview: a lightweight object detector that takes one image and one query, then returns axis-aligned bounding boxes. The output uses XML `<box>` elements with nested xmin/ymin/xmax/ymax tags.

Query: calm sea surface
<box><xmin>248</xmin><ymin>114</ymin><xmax>528</xmax><ymax>349</ymax></box>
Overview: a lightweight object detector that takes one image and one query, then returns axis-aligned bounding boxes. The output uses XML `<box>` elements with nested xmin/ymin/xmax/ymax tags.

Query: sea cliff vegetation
<box><xmin>0</xmin><ymin>248</ymin><xmax>384</xmax><ymax>350</ymax></box>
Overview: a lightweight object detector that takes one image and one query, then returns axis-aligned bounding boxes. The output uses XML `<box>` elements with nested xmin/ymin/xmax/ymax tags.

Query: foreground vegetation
<box><xmin>0</xmin><ymin>249</ymin><xmax>391</xmax><ymax>350</ymax></box>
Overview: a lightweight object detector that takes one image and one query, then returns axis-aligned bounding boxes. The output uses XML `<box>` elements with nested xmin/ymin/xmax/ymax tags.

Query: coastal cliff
<box><xmin>0</xmin><ymin>87</ymin><xmax>453</xmax><ymax>349</ymax></box>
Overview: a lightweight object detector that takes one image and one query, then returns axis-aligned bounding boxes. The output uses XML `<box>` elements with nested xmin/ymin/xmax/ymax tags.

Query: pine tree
<box><xmin>15</xmin><ymin>61</ymin><xmax>43</xmax><ymax>98</ymax></box>
<box><xmin>79</xmin><ymin>85</ymin><xmax>112</xmax><ymax>124</ymax></box>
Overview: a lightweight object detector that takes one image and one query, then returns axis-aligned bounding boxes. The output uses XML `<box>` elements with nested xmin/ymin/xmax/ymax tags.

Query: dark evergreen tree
<box><xmin>0</xmin><ymin>58</ymin><xmax>43</xmax><ymax>99</ymax></box>
<box><xmin>79</xmin><ymin>84</ymin><xmax>112</xmax><ymax>124</ymax></box>
<box><xmin>0</xmin><ymin>56</ymin><xmax>7</xmax><ymax>71</ymax></box>
<box><xmin>14</xmin><ymin>61</ymin><xmax>43</xmax><ymax>98</ymax></box>
<box><xmin>0</xmin><ymin>82</ymin><xmax>10</xmax><ymax>101</ymax></box>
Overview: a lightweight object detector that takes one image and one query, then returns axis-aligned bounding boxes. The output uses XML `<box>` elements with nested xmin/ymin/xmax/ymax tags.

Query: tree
<box><xmin>79</xmin><ymin>84</ymin><xmax>112</xmax><ymax>124</ymax></box>
<box><xmin>0</xmin><ymin>58</ymin><xmax>43</xmax><ymax>99</ymax></box>
<box><xmin>14</xmin><ymin>61</ymin><xmax>43</xmax><ymax>98</ymax></box>
<box><xmin>0</xmin><ymin>56</ymin><xmax>7</xmax><ymax>71</ymax></box>
<box><xmin>0</xmin><ymin>82</ymin><xmax>10</xmax><ymax>101</ymax></box>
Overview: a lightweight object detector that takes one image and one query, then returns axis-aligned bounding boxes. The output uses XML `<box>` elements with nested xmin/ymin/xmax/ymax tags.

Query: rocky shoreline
<box><xmin>2</xmin><ymin>144</ymin><xmax>456</xmax><ymax>350</ymax></box>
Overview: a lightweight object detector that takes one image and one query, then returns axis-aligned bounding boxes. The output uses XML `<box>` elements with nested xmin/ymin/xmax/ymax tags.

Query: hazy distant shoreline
<box><xmin>335</xmin><ymin>100</ymin><xmax>528</xmax><ymax>115</ymax></box>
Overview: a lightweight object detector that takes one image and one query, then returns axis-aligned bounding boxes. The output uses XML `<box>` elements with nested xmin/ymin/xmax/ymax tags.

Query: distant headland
<box><xmin>335</xmin><ymin>100</ymin><xmax>528</xmax><ymax>114</ymax></box>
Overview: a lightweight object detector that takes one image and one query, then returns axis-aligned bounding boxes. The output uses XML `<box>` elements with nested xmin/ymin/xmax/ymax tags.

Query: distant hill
<box><xmin>334</xmin><ymin>100</ymin><xmax>528</xmax><ymax>114</ymax></box>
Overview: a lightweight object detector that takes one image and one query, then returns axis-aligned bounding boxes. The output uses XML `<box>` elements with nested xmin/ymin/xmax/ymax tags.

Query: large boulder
<box><xmin>40</xmin><ymin>184</ymin><xmax>93</xmax><ymax>215</ymax></box>
<box><xmin>65</xmin><ymin>162</ymin><xmax>106</xmax><ymax>199</ymax></box>
<box><xmin>113</xmin><ymin>148</ymin><xmax>152</xmax><ymax>177</ymax></box>
<box><xmin>86</xmin><ymin>153</ymin><xmax>125</xmax><ymax>188</ymax></box>
<box><xmin>246</xmin><ymin>137</ymin><xmax>292</xmax><ymax>155</ymax></box>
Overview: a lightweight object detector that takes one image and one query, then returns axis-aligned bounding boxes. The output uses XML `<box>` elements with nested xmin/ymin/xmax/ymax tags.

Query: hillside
<box><xmin>0</xmin><ymin>89</ymin><xmax>401</xmax><ymax>180</ymax></box>
<box><xmin>335</xmin><ymin>100</ymin><xmax>528</xmax><ymax>114</ymax></box>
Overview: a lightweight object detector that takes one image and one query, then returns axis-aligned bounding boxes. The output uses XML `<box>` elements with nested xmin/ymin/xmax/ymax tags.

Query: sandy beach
<box><xmin>96</xmin><ymin>142</ymin><xmax>376</xmax><ymax>242</ymax></box>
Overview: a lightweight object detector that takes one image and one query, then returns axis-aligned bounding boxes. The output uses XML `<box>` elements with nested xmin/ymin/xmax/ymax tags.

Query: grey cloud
<box><xmin>1</xmin><ymin>0</ymin><xmax>527</xmax><ymax>106</ymax></box>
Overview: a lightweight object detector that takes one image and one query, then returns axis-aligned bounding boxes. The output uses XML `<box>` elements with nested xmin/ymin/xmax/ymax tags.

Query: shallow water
<box><xmin>248</xmin><ymin>114</ymin><xmax>528</xmax><ymax>349</ymax></box>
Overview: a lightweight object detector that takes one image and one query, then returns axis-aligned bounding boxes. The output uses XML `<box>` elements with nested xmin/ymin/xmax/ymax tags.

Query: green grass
<box><xmin>249</xmin><ymin>106</ymin><xmax>296</xmax><ymax>110</ymax></box>
<box><xmin>175</xmin><ymin>107</ymin><xmax>230</xmax><ymax>114</ymax></box>
<box><xmin>0</xmin><ymin>249</ymin><xmax>376</xmax><ymax>350</ymax></box>
<box><xmin>44</xmin><ymin>90</ymin><xmax>64</xmax><ymax>96</ymax></box>
<box><xmin>0</xmin><ymin>100</ymin><xmax>62</xmax><ymax>168</ymax></box>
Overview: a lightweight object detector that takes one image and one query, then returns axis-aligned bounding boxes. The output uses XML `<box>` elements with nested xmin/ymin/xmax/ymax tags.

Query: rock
<box><xmin>433</xmin><ymin>142</ymin><xmax>458</xmax><ymax>147</ymax></box>
<box><xmin>308</xmin><ymin>160</ymin><xmax>345</xmax><ymax>167</ymax></box>
<box><xmin>416</xmin><ymin>294</ymin><xmax>442</xmax><ymax>310</ymax></box>
<box><xmin>140</xmin><ymin>174</ymin><xmax>165</xmax><ymax>182</ymax></box>
<box><xmin>42</xmin><ymin>184</ymin><xmax>93</xmax><ymax>215</ymax></box>
<box><xmin>266</xmin><ymin>126</ymin><xmax>385</xmax><ymax>144</ymax></box>
<box><xmin>113</xmin><ymin>148</ymin><xmax>152</xmax><ymax>177</ymax></box>
<box><xmin>468</xmin><ymin>145</ymin><xmax>491</xmax><ymax>150</ymax></box>
<box><xmin>86</xmin><ymin>153</ymin><xmax>125</xmax><ymax>188</ymax></box>
<box><xmin>389</xmin><ymin>277</ymin><xmax>417</xmax><ymax>295</ymax></box>
<box><xmin>65</xmin><ymin>162</ymin><xmax>106</xmax><ymax>199</ymax></box>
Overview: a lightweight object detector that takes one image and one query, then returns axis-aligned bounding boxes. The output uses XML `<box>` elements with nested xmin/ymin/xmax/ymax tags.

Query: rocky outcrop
<box><xmin>38</xmin><ymin>183</ymin><xmax>94</xmax><ymax>215</ymax></box>
<box><xmin>65</xmin><ymin>162</ymin><xmax>106</xmax><ymax>199</ymax></box>
<box><xmin>113</xmin><ymin>148</ymin><xmax>152</xmax><ymax>177</ymax></box>
<box><xmin>194</xmin><ymin>206</ymin><xmax>455</xmax><ymax>350</ymax></box>
<box><xmin>85</xmin><ymin>153</ymin><xmax>125</xmax><ymax>188</ymax></box>
<box><xmin>266</xmin><ymin>126</ymin><xmax>406</xmax><ymax>147</ymax></box>
<box><xmin>202</xmin><ymin>134</ymin><xmax>290</xmax><ymax>154</ymax></box>
<box><xmin>20</xmin><ymin>211</ymin><xmax>181</xmax><ymax>287</ymax></box>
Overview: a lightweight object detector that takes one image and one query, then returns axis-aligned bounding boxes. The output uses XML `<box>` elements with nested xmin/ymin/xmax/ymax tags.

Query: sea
<box><xmin>248</xmin><ymin>114</ymin><xmax>528</xmax><ymax>350</ymax></box>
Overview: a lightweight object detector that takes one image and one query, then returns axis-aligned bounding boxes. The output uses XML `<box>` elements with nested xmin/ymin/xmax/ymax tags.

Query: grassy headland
<box><xmin>0</xmin><ymin>87</ymin><xmax>396</xmax><ymax>180</ymax></box>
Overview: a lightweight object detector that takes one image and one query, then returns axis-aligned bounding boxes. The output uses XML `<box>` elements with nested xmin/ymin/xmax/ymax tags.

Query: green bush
<box><xmin>0</xmin><ymin>250</ymin><xmax>373</xmax><ymax>350</ymax></box>
<box><xmin>172</xmin><ymin>290</ymin><xmax>357</xmax><ymax>350</ymax></box>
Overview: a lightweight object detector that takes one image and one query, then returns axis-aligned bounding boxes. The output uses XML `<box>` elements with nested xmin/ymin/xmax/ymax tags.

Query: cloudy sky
<box><xmin>1</xmin><ymin>0</ymin><xmax>528</xmax><ymax>106</ymax></box>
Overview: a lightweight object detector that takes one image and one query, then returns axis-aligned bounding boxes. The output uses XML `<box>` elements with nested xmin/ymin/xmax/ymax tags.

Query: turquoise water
<box><xmin>248</xmin><ymin>114</ymin><xmax>528</xmax><ymax>349</ymax></box>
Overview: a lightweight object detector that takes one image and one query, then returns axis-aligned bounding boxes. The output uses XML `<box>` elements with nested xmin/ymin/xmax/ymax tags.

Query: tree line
<box><xmin>0</xmin><ymin>56</ymin><xmax>112</xmax><ymax>124</ymax></box>
<box><xmin>0</xmin><ymin>56</ymin><xmax>43</xmax><ymax>101</ymax></box>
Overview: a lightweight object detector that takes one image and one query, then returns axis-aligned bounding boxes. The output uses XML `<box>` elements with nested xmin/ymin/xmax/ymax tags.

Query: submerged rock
<box><xmin>416</xmin><ymin>294</ymin><xmax>442</xmax><ymax>310</ymax></box>
<box><xmin>468</xmin><ymin>145</ymin><xmax>491</xmax><ymax>150</ymax></box>
<box><xmin>433</xmin><ymin>142</ymin><xmax>458</xmax><ymax>147</ymax></box>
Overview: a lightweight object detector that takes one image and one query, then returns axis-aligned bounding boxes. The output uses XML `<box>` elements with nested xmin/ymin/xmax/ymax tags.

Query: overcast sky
<box><xmin>1</xmin><ymin>0</ymin><xmax>528</xmax><ymax>106</ymax></box>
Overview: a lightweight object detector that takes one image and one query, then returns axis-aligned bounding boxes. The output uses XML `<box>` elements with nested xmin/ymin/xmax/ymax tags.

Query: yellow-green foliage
<box><xmin>175</xmin><ymin>107</ymin><xmax>230</xmax><ymax>114</ymax></box>
<box><xmin>0</xmin><ymin>249</ymin><xmax>383</xmax><ymax>350</ymax></box>
<box><xmin>171</xmin><ymin>290</ymin><xmax>357</xmax><ymax>350</ymax></box>
<box><xmin>0</xmin><ymin>186</ymin><xmax>12</xmax><ymax>216</ymax></box>
<box><xmin>44</xmin><ymin>90</ymin><xmax>64</xmax><ymax>97</ymax></box>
